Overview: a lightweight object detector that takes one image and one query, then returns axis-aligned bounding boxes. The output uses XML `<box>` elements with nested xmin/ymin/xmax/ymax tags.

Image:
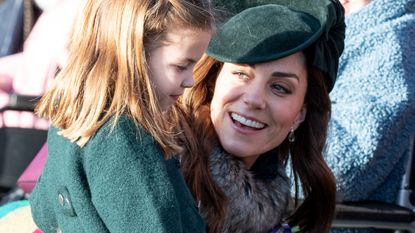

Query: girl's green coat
<box><xmin>30</xmin><ymin>116</ymin><xmax>205</xmax><ymax>233</ymax></box>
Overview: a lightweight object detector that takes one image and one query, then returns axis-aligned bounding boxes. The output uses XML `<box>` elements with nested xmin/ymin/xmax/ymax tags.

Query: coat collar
<box><xmin>207</xmin><ymin>145</ymin><xmax>291</xmax><ymax>233</ymax></box>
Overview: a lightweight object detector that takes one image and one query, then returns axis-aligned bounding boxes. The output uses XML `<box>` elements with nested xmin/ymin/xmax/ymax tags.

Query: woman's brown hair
<box><xmin>179</xmin><ymin>53</ymin><xmax>336</xmax><ymax>233</ymax></box>
<box><xmin>36</xmin><ymin>0</ymin><xmax>213</xmax><ymax>157</ymax></box>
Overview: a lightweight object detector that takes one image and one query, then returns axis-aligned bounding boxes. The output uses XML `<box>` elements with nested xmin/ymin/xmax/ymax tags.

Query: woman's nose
<box><xmin>243</xmin><ymin>83</ymin><xmax>266</xmax><ymax>109</ymax></box>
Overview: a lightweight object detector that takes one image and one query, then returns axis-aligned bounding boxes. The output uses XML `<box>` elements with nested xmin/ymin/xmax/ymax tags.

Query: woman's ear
<box><xmin>293</xmin><ymin>106</ymin><xmax>307</xmax><ymax>130</ymax></box>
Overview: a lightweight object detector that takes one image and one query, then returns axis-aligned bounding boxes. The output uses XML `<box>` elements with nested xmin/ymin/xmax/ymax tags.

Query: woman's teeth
<box><xmin>231</xmin><ymin>113</ymin><xmax>265</xmax><ymax>129</ymax></box>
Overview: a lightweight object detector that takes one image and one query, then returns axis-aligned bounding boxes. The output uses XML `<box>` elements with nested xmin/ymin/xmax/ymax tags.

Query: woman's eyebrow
<box><xmin>244</xmin><ymin>64</ymin><xmax>300</xmax><ymax>81</ymax></box>
<box><xmin>271</xmin><ymin>71</ymin><xmax>299</xmax><ymax>81</ymax></box>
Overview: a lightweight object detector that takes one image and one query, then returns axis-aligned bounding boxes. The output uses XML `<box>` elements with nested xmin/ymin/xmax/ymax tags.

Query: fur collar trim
<box><xmin>207</xmin><ymin>146</ymin><xmax>290</xmax><ymax>233</ymax></box>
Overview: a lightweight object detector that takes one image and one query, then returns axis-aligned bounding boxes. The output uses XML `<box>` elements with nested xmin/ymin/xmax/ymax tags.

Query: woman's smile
<box><xmin>229</xmin><ymin>112</ymin><xmax>266</xmax><ymax>134</ymax></box>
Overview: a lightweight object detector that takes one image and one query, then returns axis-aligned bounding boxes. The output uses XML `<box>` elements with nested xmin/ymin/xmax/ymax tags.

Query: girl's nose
<box><xmin>181</xmin><ymin>71</ymin><xmax>195</xmax><ymax>88</ymax></box>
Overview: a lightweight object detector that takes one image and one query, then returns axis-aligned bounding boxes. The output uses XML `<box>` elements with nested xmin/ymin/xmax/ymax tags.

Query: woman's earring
<box><xmin>288</xmin><ymin>127</ymin><xmax>295</xmax><ymax>143</ymax></box>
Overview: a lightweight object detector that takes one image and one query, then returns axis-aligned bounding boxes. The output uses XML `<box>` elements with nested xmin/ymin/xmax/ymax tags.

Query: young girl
<box><xmin>177</xmin><ymin>0</ymin><xmax>345</xmax><ymax>232</ymax></box>
<box><xmin>30</xmin><ymin>0</ymin><xmax>213</xmax><ymax>232</ymax></box>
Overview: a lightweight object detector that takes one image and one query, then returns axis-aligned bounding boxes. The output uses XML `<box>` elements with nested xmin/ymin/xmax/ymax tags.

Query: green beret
<box><xmin>208</xmin><ymin>0</ymin><xmax>345</xmax><ymax>91</ymax></box>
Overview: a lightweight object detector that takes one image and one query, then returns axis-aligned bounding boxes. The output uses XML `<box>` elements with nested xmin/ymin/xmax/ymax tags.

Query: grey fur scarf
<box><xmin>206</xmin><ymin>146</ymin><xmax>291</xmax><ymax>233</ymax></box>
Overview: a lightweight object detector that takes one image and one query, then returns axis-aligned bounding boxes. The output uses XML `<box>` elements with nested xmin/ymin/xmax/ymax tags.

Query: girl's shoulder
<box><xmin>81</xmin><ymin>115</ymin><xmax>165</xmax><ymax>173</ymax></box>
<box><xmin>48</xmin><ymin>115</ymin><xmax>156</xmax><ymax>148</ymax></box>
<box><xmin>91</xmin><ymin>115</ymin><xmax>156</xmax><ymax>146</ymax></box>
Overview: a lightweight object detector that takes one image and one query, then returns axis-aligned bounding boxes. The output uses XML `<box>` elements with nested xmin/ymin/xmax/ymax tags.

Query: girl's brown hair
<box><xmin>179</xmin><ymin>54</ymin><xmax>336</xmax><ymax>233</ymax></box>
<box><xmin>36</xmin><ymin>0</ymin><xmax>213</xmax><ymax>157</ymax></box>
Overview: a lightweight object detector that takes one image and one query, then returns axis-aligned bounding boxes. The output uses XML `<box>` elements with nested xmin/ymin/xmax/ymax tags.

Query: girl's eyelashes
<box><xmin>174</xmin><ymin>64</ymin><xmax>189</xmax><ymax>72</ymax></box>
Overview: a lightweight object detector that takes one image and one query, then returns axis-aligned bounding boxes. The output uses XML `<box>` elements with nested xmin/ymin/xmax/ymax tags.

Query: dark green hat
<box><xmin>207</xmin><ymin>0</ymin><xmax>345</xmax><ymax>91</ymax></box>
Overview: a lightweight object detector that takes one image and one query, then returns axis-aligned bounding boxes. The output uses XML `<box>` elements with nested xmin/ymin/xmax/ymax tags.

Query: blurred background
<box><xmin>0</xmin><ymin>0</ymin><xmax>81</xmax><ymax>202</ymax></box>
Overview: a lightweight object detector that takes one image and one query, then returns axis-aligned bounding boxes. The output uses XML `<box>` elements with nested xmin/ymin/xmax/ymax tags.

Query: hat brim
<box><xmin>206</xmin><ymin>4</ymin><xmax>324</xmax><ymax>64</ymax></box>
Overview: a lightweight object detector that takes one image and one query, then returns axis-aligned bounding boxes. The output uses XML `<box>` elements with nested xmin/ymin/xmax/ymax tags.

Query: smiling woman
<box><xmin>176</xmin><ymin>0</ymin><xmax>346</xmax><ymax>233</ymax></box>
<box><xmin>210</xmin><ymin>52</ymin><xmax>308</xmax><ymax>168</ymax></box>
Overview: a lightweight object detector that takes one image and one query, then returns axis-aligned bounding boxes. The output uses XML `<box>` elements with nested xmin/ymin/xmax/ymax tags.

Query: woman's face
<box><xmin>210</xmin><ymin>52</ymin><xmax>308</xmax><ymax>168</ymax></box>
<box><xmin>148</xmin><ymin>27</ymin><xmax>211</xmax><ymax>111</ymax></box>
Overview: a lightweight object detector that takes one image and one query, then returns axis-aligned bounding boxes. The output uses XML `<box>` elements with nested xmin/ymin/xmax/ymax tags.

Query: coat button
<box><xmin>57</xmin><ymin>186</ymin><xmax>77</xmax><ymax>217</ymax></box>
<box><xmin>58</xmin><ymin>193</ymin><xmax>65</xmax><ymax>206</ymax></box>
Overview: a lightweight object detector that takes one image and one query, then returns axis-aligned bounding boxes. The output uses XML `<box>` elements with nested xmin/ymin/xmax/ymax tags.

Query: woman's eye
<box><xmin>232</xmin><ymin>71</ymin><xmax>249</xmax><ymax>80</ymax></box>
<box><xmin>271</xmin><ymin>84</ymin><xmax>291</xmax><ymax>94</ymax></box>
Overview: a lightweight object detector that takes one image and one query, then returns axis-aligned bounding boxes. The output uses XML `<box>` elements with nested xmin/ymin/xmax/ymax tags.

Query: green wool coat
<box><xmin>30</xmin><ymin>116</ymin><xmax>205</xmax><ymax>233</ymax></box>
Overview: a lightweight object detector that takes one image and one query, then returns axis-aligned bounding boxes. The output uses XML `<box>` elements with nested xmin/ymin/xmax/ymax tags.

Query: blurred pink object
<box><xmin>0</xmin><ymin>0</ymin><xmax>81</xmax><ymax>129</ymax></box>
<box><xmin>17</xmin><ymin>143</ymin><xmax>47</xmax><ymax>193</ymax></box>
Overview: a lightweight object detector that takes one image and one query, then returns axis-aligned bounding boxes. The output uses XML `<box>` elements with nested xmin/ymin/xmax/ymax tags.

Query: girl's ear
<box><xmin>293</xmin><ymin>106</ymin><xmax>307</xmax><ymax>130</ymax></box>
